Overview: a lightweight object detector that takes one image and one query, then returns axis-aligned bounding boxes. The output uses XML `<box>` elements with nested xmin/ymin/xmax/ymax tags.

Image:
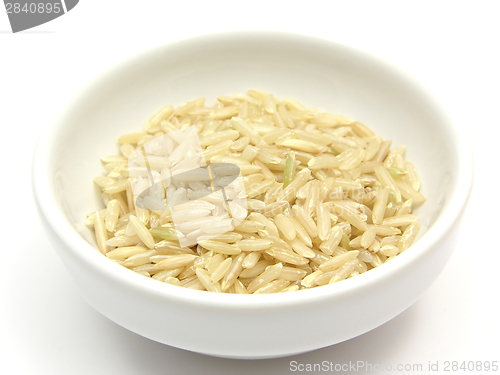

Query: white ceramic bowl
<box><xmin>32</xmin><ymin>32</ymin><xmax>473</xmax><ymax>359</ymax></box>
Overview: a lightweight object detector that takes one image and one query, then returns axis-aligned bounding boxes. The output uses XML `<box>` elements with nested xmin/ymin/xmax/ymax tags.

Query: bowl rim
<box><xmin>32</xmin><ymin>30</ymin><xmax>474</xmax><ymax>308</ymax></box>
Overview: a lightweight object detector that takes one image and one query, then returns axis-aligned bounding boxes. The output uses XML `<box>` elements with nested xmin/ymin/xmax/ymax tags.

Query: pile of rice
<box><xmin>87</xmin><ymin>90</ymin><xmax>425</xmax><ymax>294</ymax></box>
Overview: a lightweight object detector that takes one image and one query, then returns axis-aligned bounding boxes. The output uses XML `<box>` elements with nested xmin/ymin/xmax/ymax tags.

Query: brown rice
<box><xmin>88</xmin><ymin>90</ymin><xmax>426</xmax><ymax>293</ymax></box>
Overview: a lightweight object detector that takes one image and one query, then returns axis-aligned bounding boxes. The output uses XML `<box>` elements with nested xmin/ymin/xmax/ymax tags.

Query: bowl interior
<box><xmin>46</xmin><ymin>33</ymin><xmax>456</xmax><ymax>257</ymax></box>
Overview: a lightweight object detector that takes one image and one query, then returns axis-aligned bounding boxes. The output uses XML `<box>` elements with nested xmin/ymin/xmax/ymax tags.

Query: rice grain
<box><xmin>247</xmin><ymin>263</ymin><xmax>283</xmax><ymax>293</ymax></box>
<box><xmin>199</xmin><ymin>240</ymin><xmax>242</xmax><ymax>255</ymax></box>
<box><xmin>94</xmin><ymin>211</ymin><xmax>109</xmax><ymax>254</ymax></box>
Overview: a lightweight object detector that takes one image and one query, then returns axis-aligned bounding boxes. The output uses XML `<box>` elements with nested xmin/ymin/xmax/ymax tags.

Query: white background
<box><xmin>1</xmin><ymin>1</ymin><xmax>499</xmax><ymax>374</ymax></box>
